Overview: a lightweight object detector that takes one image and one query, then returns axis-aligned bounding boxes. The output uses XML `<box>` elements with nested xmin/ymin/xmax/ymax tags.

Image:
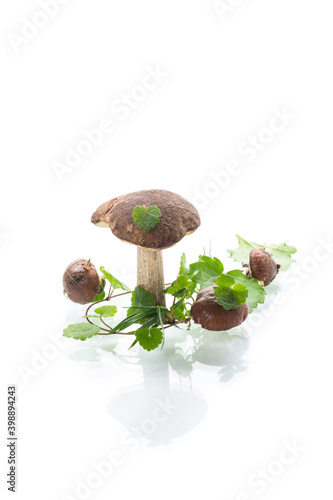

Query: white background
<box><xmin>1</xmin><ymin>1</ymin><xmax>332</xmax><ymax>499</ymax></box>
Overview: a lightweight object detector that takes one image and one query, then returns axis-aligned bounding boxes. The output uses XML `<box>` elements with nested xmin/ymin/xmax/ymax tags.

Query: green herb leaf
<box><xmin>226</xmin><ymin>270</ymin><xmax>266</xmax><ymax>312</ymax></box>
<box><xmin>215</xmin><ymin>274</ymin><xmax>235</xmax><ymax>288</ymax></box>
<box><xmin>171</xmin><ymin>300</ymin><xmax>188</xmax><ymax>320</ymax></box>
<box><xmin>135</xmin><ymin>327</ymin><xmax>163</xmax><ymax>351</ymax></box>
<box><xmin>132</xmin><ymin>205</ymin><xmax>161</xmax><ymax>232</ymax></box>
<box><xmin>94</xmin><ymin>305</ymin><xmax>117</xmax><ymax>317</ymax></box>
<box><xmin>109</xmin><ymin>311</ymin><xmax>154</xmax><ymax>334</ymax></box>
<box><xmin>214</xmin><ymin>283</ymin><xmax>248</xmax><ymax>310</ymax></box>
<box><xmin>164</xmin><ymin>275</ymin><xmax>196</xmax><ymax>297</ymax></box>
<box><xmin>179</xmin><ymin>253</ymin><xmax>187</xmax><ymax>274</ymax></box>
<box><xmin>189</xmin><ymin>255</ymin><xmax>224</xmax><ymax>289</ymax></box>
<box><xmin>92</xmin><ymin>277</ymin><xmax>106</xmax><ymax>302</ymax></box>
<box><xmin>128</xmin><ymin>338</ymin><xmax>138</xmax><ymax>350</ymax></box>
<box><xmin>63</xmin><ymin>323</ymin><xmax>100</xmax><ymax>341</ymax></box>
<box><xmin>156</xmin><ymin>306</ymin><xmax>167</xmax><ymax>349</ymax></box>
<box><xmin>92</xmin><ymin>290</ymin><xmax>106</xmax><ymax>302</ymax></box>
<box><xmin>100</xmin><ymin>266</ymin><xmax>131</xmax><ymax>292</ymax></box>
<box><xmin>170</xmin><ymin>296</ymin><xmax>191</xmax><ymax>320</ymax></box>
<box><xmin>228</xmin><ymin>235</ymin><xmax>297</xmax><ymax>271</ymax></box>
<box><xmin>127</xmin><ymin>286</ymin><xmax>156</xmax><ymax>317</ymax></box>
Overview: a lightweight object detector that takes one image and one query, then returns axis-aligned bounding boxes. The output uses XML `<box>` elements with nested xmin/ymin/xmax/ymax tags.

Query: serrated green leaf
<box><xmin>226</xmin><ymin>270</ymin><xmax>266</xmax><ymax>312</ymax></box>
<box><xmin>216</xmin><ymin>274</ymin><xmax>235</xmax><ymax>288</ymax></box>
<box><xmin>94</xmin><ymin>305</ymin><xmax>117</xmax><ymax>317</ymax></box>
<box><xmin>171</xmin><ymin>301</ymin><xmax>188</xmax><ymax>320</ymax></box>
<box><xmin>164</xmin><ymin>275</ymin><xmax>196</xmax><ymax>297</ymax></box>
<box><xmin>135</xmin><ymin>327</ymin><xmax>163</xmax><ymax>351</ymax></box>
<box><xmin>214</xmin><ymin>283</ymin><xmax>248</xmax><ymax>310</ymax></box>
<box><xmin>63</xmin><ymin>323</ymin><xmax>100</xmax><ymax>341</ymax></box>
<box><xmin>127</xmin><ymin>286</ymin><xmax>156</xmax><ymax>317</ymax></box>
<box><xmin>228</xmin><ymin>235</ymin><xmax>297</xmax><ymax>271</ymax></box>
<box><xmin>132</xmin><ymin>205</ymin><xmax>161</xmax><ymax>232</ymax></box>
<box><xmin>100</xmin><ymin>266</ymin><xmax>131</xmax><ymax>292</ymax></box>
<box><xmin>189</xmin><ymin>255</ymin><xmax>224</xmax><ymax>289</ymax></box>
<box><xmin>170</xmin><ymin>295</ymin><xmax>190</xmax><ymax>320</ymax></box>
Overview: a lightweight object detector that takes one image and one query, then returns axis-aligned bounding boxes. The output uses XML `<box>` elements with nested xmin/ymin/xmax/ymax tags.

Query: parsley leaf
<box><xmin>226</xmin><ymin>270</ymin><xmax>266</xmax><ymax>312</ymax></box>
<box><xmin>132</xmin><ymin>205</ymin><xmax>161</xmax><ymax>232</ymax></box>
<box><xmin>135</xmin><ymin>327</ymin><xmax>163</xmax><ymax>351</ymax></box>
<box><xmin>63</xmin><ymin>323</ymin><xmax>100</xmax><ymax>341</ymax></box>
<box><xmin>189</xmin><ymin>255</ymin><xmax>224</xmax><ymax>289</ymax></box>
<box><xmin>228</xmin><ymin>235</ymin><xmax>297</xmax><ymax>271</ymax></box>
<box><xmin>100</xmin><ymin>266</ymin><xmax>131</xmax><ymax>292</ymax></box>
<box><xmin>94</xmin><ymin>305</ymin><xmax>117</xmax><ymax>317</ymax></box>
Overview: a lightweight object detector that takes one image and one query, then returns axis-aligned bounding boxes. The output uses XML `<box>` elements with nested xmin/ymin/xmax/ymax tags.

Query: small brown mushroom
<box><xmin>63</xmin><ymin>259</ymin><xmax>104</xmax><ymax>304</ymax></box>
<box><xmin>191</xmin><ymin>286</ymin><xmax>249</xmax><ymax>331</ymax></box>
<box><xmin>246</xmin><ymin>248</ymin><xmax>280</xmax><ymax>286</ymax></box>
<box><xmin>91</xmin><ymin>189</ymin><xmax>200</xmax><ymax>306</ymax></box>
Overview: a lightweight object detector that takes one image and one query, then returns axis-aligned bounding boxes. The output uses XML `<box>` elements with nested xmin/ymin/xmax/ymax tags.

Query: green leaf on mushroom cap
<box><xmin>132</xmin><ymin>205</ymin><xmax>161</xmax><ymax>232</ymax></box>
<box><xmin>135</xmin><ymin>327</ymin><xmax>163</xmax><ymax>351</ymax></box>
<box><xmin>214</xmin><ymin>275</ymin><xmax>248</xmax><ymax>310</ymax></box>
<box><xmin>228</xmin><ymin>235</ymin><xmax>297</xmax><ymax>271</ymax></box>
<box><xmin>226</xmin><ymin>270</ymin><xmax>266</xmax><ymax>312</ymax></box>
<box><xmin>63</xmin><ymin>323</ymin><xmax>100</xmax><ymax>341</ymax></box>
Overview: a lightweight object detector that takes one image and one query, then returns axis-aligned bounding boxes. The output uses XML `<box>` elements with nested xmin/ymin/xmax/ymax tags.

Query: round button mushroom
<box><xmin>91</xmin><ymin>189</ymin><xmax>200</xmax><ymax>306</ymax></box>
<box><xmin>191</xmin><ymin>286</ymin><xmax>249</xmax><ymax>331</ymax></box>
<box><xmin>247</xmin><ymin>248</ymin><xmax>280</xmax><ymax>286</ymax></box>
<box><xmin>63</xmin><ymin>259</ymin><xmax>104</xmax><ymax>304</ymax></box>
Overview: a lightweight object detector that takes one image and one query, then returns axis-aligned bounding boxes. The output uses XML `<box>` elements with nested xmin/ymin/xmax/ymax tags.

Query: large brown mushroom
<box><xmin>191</xmin><ymin>286</ymin><xmax>249</xmax><ymax>331</ymax></box>
<box><xmin>91</xmin><ymin>189</ymin><xmax>200</xmax><ymax>306</ymax></box>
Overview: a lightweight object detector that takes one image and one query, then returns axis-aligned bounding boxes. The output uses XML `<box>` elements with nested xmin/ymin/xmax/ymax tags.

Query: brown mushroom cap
<box><xmin>191</xmin><ymin>286</ymin><xmax>249</xmax><ymax>331</ymax></box>
<box><xmin>91</xmin><ymin>189</ymin><xmax>200</xmax><ymax>250</ymax></box>
<box><xmin>63</xmin><ymin>259</ymin><xmax>104</xmax><ymax>305</ymax></box>
<box><xmin>248</xmin><ymin>248</ymin><xmax>280</xmax><ymax>286</ymax></box>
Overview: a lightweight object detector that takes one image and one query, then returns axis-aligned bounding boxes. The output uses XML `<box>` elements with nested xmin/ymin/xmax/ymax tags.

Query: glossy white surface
<box><xmin>1</xmin><ymin>1</ymin><xmax>333</xmax><ymax>499</ymax></box>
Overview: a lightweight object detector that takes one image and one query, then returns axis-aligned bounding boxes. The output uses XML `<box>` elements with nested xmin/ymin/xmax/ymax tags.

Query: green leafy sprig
<box><xmin>228</xmin><ymin>235</ymin><xmax>297</xmax><ymax>271</ymax></box>
<box><xmin>62</xmin><ymin>237</ymin><xmax>296</xmax><ymax>350</ymax></box>
<box><xmin>132</xmin><ymin>205</ymin><xmax>161</xmax><ymax>232</ymax></box>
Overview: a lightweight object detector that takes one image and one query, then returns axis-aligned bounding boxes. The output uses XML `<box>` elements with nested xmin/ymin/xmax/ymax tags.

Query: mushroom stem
<box><xmin>137</xmin><ymin>247</ymin><xmax>166</xmax><ymax>307</ymax></box>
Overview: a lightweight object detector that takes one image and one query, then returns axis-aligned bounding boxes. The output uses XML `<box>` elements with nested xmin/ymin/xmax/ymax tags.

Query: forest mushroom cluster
<box><xmin>61</xmin><ymin>189</ymin><xmax>297</xmax><ymax>350</ymax></box>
